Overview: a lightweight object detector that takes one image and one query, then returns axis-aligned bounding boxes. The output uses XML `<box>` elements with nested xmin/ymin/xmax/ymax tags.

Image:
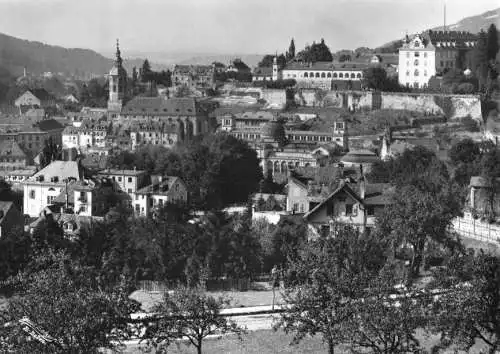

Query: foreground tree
<box><xmin>0</xmin><ymin>251</ymin><xmax>139</xmax><ymax>353</ymax></box>
<box><xmin>376</xmin><ymin>183</ymin><xmax>462</xmax><ymax>283</ymax></box>
<box><xmin>430</xmin><ymin>252</ymin><xmax>500</xmax><ymax>353</ymax></box>
<box><xmin>146</xmin><ymin>286</ymin><xmax>245</xmax><ymax>354</ymax></box>
<box><xmin>275</xmin><ymin>226</ymin><xmax>387</xmax><ymax>354</ymax></box>
<box><xmin>350</xmin><ymin>267</ymin><xmax>426</xmax><ymax>353</ymax></box>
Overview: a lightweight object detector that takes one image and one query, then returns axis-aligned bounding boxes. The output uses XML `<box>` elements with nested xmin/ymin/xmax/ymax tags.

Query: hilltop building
<box><xmin>398</xmin><ymin>30</ymin><xmax>477</xmax><ymax>88</ymax></box>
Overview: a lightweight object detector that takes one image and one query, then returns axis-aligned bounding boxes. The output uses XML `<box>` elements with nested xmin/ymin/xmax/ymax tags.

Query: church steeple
<box><xmin>115</xmin><ymin>38</ymin><xmax>123</xmax><ymax>67</ymax></box>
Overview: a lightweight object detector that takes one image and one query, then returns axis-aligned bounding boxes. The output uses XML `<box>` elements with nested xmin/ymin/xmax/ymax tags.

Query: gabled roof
<box><xmin>0</xmin><ymin>201</ymin><xmax>15</xmax><ymax>225</ymax></box>
<box><xmin>29</xmin><ymin>88</ymin><xmax>55</xmax><ymax>102</ymax></box>
<box><xmin>136</xmin><ymin>176</ymin><xmax>183</xmax><ymax>196</ymax></box>
<box><xmin>0</xmin><ymin>140</ymin><xmax>27</xmax><ymax>158</ymax></box>
<box><xmin>304</xmin><ymin>182</ymin><xmax>364</xmax><ymax>220</ymax></box>
<box><xmin>27</xmin><ymin>160</ymin><xmax>84</xmax><ymax>183</ymax></box>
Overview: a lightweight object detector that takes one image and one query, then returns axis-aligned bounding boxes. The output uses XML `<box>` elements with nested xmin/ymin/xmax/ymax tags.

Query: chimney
<box><xmin>23</xmin><ymin>67</ymin><xmax>27</xmax><ymax>77</ymax></box>
<box><xmin>359</xmin><ymin>164</ymin><xmax>365</xmax><ymax>200</ymax></box>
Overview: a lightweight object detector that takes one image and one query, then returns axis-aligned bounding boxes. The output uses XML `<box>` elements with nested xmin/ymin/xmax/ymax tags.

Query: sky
<box><xmin>0</xmin><ymin>0</ymin><xmax>497</xmax><ymax>56</ymax></box>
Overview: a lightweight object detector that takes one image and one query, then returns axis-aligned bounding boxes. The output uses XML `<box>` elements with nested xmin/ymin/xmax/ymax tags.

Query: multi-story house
<box><xmin>23</xmin><ymin>160</ymin><xmax>85</xmax><ymax>217</ymax></box>
<box><xmin>62</xmin><ymin>126</ymin><xmax>80</xmax><ymax>149</ymax></box>
<box><xmin>303</xmin><ymin>177</ymin><xmax>393</xmax><ymax>237</ymax></box>
<box><xmin>0</xmin><ymin>140</ymin><xmax>29</xmax><ymax>171</ymax></box>
<box><xmin>172</xmin><ymin>64</ymin><xmax>215</xmax><ymax>89</ymax></box>
<box><xmin>14</xmin><ymin>89</ymin><xmax>56</xmax><ymax>109</ymax></box>
<box><xmin>0</xmin><ymin>119</ymin><xmax>64</xmax><ymax>156</ymax></box>
<box><xmin>129</xmin><ymin>122</ymin><xmax>180</xmax><ymax>150</ymax></box>
<box><xmin>52</xmin><ymin>178</ymin><xmax>114</xmax><ymax>216</ymax></box>
<box><xmin>134</xmin><ymin>176</ymin><xmax>188</xmax><ymax>217</ymax></box>
<box><xmin>78</xmin><ymin>120</ymin><xmax>110</xmax><ymax>150</ymax></box>
<box><xmin>96</xmin><ymin>168</ymin><xmax>148</xmax><ymax>202</ymax></box>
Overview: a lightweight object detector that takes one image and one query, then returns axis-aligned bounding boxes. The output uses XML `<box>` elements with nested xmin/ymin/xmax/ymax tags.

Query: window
<box><xmin>424</xmin><ymin>70</ymin><xmax>427</xmax><ymax>76</ymax></box>
<box><xmin>345</xmin><ymin>204</ymin><xmax>353</xmax><ymax>215</ymax></box>
<box><xmin>414</xmin><ymin>59</ymin><xmax>419</xmax><ymax>66</ymax></box>
<box><xmin>406</xmin><ymin>52</ymin><xmax>410</xmax><ymax>58</ymax></box>
<box><xmin>30</xmin><ymin>190</ymin><xmax>35</xmax><ymax>199</ymax></box>
<box><xmin>304</xmin><ymin>72</ymin><xmax>308</xmax><ymax>78</ymax></box>
<box><xmin>414</xmin><ymin>69</ymin><xmax>419</xmax><ymax>76</ymax></box>
<box><xmin>333</xmin><ymin>72</ymin><xmax>338</xmax><ymax>78</ymax></box>
<box><xmin>406</xmin><ymin>71</ymin><xmax>410</xmax><ymax>76</ymax></box>
<box><xmin>367</xmin><ymin>206</ymin><xmax>375</xmax><ymax>216</ymax></box>
<box><xmin>118</xmin><ymin>177</ymin><xmax>122</xmax><ymax>182</ymax></box>
<box><xmin>293</xmin><ymin>203</ymin><xmax>298</xmax><ymax>212</ymax></box>
<box><xmin>339</xmin><ymin>73</ymin><xmax>343</xmax><ymax>78</ymax></box>
<box><xmin>321</xmin><ymin>73</ymin><xmax>325</xmax><ymax>78</ymax></box>
<box><xmin>47</xmin><ymin>196</ymin><xmax>55</xmax><ymax>204</ymax></box>
<box><xmin>424</xmin><ymin>52</ymin><xmax>428</xmax><ymax>58</ymax></box>
<box><xmin>128</xmin><ymin>177</ymin><xmax>132</xmax><ymax>183</ymax></box>
<box><xmin>127</xmin><ymin>188</ymin><xmax>132</xmax><ymax>193</ymax></box>
<box><xmin>300</xmin><ymin>204</ymin><xmax>304</xmax><ymax>213</ymax></box>
<box><xmin>414</xmin><ymin>52</ymin><xmax>420</xmax><ymax>57</ymax></box>
<box><xmin>315</xmin><ymin>73</ymin><xmax>320</xmax><ymax>78</ymax></box>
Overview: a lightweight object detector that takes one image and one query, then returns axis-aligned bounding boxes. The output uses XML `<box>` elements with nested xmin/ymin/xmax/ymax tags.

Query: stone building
<box><xmin>120</xmin><ymin>96</ymin><xmax>213</xmax><ymax>140</ymax></box>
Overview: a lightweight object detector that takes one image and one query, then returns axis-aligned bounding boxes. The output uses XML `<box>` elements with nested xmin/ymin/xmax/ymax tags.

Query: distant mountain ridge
<box><xmin>376</xmin><ymin>7</ymin><xmax>499</xmax><ymax>52</ymax></box>
<box><xmin>432</xmin><ymin>8</ymin><xmax>499</xmax><ymax>33</ymax></box>
<box><xmin>0</xmin><ymin>32</ymin><xmax>168</xmax><ymax>80</ymax></box>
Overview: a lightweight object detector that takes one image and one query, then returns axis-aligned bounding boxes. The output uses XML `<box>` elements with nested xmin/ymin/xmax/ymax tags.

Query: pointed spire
<box><xmin>115</xmin><ymin>38</ymin><xmax>122</xmax><ymax>66</ymax></box>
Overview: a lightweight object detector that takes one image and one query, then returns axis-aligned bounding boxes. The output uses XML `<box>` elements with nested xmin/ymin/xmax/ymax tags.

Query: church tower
<box><xmin>272</xmin><ymin>54</ymin><xmax>279</xmax><ymax>81</ymax></box>
<box><xmin>107</xmin><ymin>39</ymin><xmax>127</xmax><ymax>115</ymax></box>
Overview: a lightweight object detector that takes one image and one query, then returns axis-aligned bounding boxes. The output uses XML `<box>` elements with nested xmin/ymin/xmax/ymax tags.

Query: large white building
<box><xmin>398</xmin><ymin>34</ymin><xmax>436</xmax><ymax>89</ymax></box>
<box><xmin>398</xmin><ymin>31</ymin><xmax>477</xmax><ymax>89</ymax></box>
<box><xmin>23</xmin><ymin>160</ymin><xmax>84</xmax><ymax>217</ymax></box>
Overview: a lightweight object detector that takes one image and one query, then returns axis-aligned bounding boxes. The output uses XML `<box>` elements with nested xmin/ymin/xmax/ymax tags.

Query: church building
<box><xmin>107</xmin><ymin>40</ymin><xmax>128</xmax><ymax>117</ymax></box>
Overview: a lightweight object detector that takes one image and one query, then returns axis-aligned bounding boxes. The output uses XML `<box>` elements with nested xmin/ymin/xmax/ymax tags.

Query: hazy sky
<box><xmin>0</xmin><ymin>0</ymin><xmax>497</xmax><ymax>56</ymax></box>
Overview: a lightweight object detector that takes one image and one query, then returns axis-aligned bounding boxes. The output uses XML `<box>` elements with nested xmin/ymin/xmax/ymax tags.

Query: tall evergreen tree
<box><xmin>486</xmin><ymin>24</ymin><xmax>499</xmax><ymax>62</ymax></box>
<box><xmin>287</xmin><ymin>38</ymin><xmax>295</xmax><ymax>61</ymax></box>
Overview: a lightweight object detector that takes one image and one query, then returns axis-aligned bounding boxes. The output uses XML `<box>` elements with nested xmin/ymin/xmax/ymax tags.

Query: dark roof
<box><xmin>340</xmin><ymin>150</ymin><xmax>380</xmax><ymax>164</ymax></box>
<box><xmin>122</xmin><ymin>97</ymin><xmax>204</xmax><ymax>117</ymax></box>
<box><xmin>0</xmin><ymin>201</ymin><xmax>15</xmax><ymax>225</ymax></box>
<box><xmin>98</xmin><ymin>168</ymin><xmax>146</xmax><ymax>177</ymax></box>
<box><xmin>30</xmin><ymin>88</ymin><xmax>55</xmax><ymax>102</ymax></box>
<box><xmin>36</xmin><ymin>119</ymin><xmax>64</xmax><ymax>132</ymax></box>
<box><xmin>304</xmin><ymin>182</ymin><xmax>364</xmax><ymax>220</ymax></box>
<box><xmin>427</xmin><ymin>30</ymin><xmax>477</xmax><ymax>47</ymax></box>
<box><xmin>284</xmin><ymin>61</ymin><xmax>369</xmax><ymax>72</ymax></box>
<box><xmin>253</xmin><ymin>67</ymin><xmax>273</xmax><ymax>76</ymax></box>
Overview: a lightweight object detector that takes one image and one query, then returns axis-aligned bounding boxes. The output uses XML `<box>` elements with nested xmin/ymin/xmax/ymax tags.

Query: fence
<box><xmin>451</xmin><ymin>216</ymin><xmax>500</xmax><ymax>244</ymax></box>
<box><xmin>136</xmin><ymin>277</ymin><xmax>252</xmax><ymax>293</ymax></box>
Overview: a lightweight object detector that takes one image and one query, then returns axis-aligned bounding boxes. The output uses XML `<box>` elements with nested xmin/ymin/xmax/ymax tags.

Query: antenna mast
<box><xmin>443</xmin><ymin>1</ymin><xmax>447</xmax><ymax>31</ymax></box>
